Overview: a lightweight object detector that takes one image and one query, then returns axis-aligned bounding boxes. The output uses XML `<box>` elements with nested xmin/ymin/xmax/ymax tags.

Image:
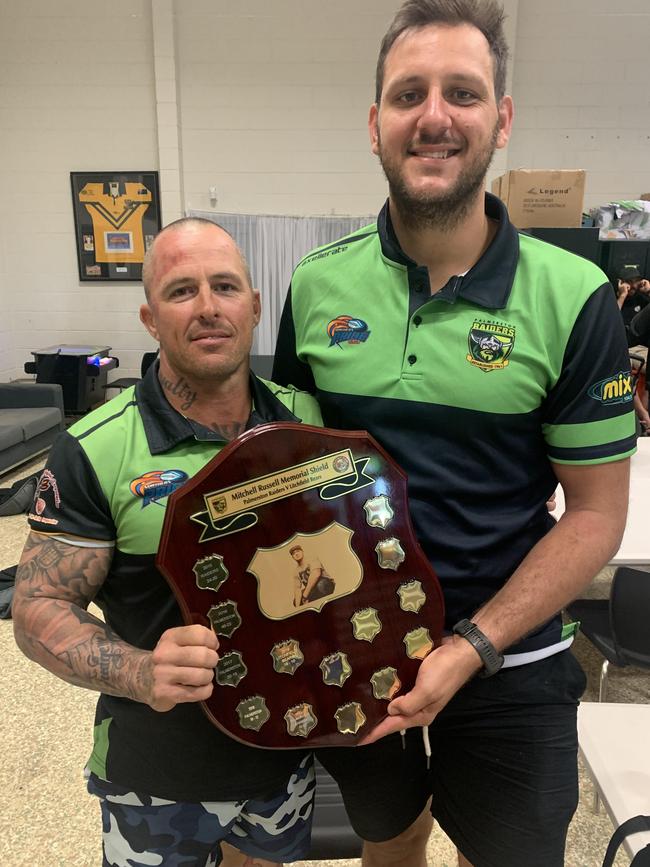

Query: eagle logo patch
<box><xmin>327</xmin><ymin>316</ymin><xmax>371</xmax><ymax>348</ymax></box>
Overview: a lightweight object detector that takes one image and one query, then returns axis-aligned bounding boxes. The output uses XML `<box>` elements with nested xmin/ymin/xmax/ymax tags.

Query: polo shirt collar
<box><xmin>136</xmin><ymin>362</ymin><xmax>299</xmax><ymax>455</ymax></box>
<box><xmin>377</xmin><ymin>192</ymin><xmax>520</xmax><ymax>310</ymax></box>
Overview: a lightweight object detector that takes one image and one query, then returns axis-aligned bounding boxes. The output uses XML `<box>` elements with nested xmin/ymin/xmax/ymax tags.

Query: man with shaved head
<box><xmin>13</xmin><ymin>218</ymin><xmax>322</xmax><ymax>867</ymax></box>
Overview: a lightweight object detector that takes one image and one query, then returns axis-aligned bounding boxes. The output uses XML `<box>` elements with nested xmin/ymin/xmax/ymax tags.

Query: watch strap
<box><xmin>452</xmin><ymin>618</ymin><xmax>504</xmax><ymax>677</ymax></box>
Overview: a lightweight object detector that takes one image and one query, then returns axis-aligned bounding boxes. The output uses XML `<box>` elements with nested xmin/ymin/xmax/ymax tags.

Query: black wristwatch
<box><xmin>452</xmin><ymin>619</ymin><xmax>504</xmax><ymax>678</ymax></box>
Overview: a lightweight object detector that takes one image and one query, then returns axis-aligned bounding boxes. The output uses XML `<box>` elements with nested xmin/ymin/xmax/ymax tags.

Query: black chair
<box><xmin>105</xmin><ymin>350</ymin><xmax>158</xmax><ymax>394</ymax></box>
<box><xmin>307</xmin><ymin>759</ymin><xmax>363</xmax><ymax>860</ymax></box>
<box><xmin>566</xmin><ymin>566</ymin><xmax>650</xmax><ymax>702</ymax></box>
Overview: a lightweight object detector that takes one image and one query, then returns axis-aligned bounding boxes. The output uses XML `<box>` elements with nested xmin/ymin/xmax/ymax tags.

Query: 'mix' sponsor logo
<box><xmin>588</xmin><ymin>372</ymin><xmax>633</xmax><ymax>405</ymax></box>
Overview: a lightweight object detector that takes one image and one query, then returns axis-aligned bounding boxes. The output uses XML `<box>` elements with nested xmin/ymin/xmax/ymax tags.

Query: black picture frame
<box><xmin>70</xmin><ymin>170</ymin><xmax>161</xmax><ymax>281</ymax></box>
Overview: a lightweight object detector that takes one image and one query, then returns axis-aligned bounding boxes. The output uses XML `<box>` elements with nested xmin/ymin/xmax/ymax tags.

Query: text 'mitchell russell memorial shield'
<box><xmin>157</xmin><ymin>423</ymin><xmax>445</xmax><ymax>748</ymax></box>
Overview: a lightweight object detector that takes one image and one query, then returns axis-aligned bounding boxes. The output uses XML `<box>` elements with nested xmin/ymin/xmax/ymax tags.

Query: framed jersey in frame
<box><xmin>70</xmin><ymin>171</ymin><xmax>162</xmax><ymax>281</ymax></box>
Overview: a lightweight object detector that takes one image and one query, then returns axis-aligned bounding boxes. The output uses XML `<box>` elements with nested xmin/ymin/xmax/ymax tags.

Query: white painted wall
<box><xmin>177</xmin><ymin>0</ymin><xmax>518</xmax><ymax>215</ymax></box>
<box><xmin>510</xmin><ymin>0</ymin><xmax>650</xmax><ymax>210</ymax></box>
<box><xmin>0</xmin><ymin>243</ymin><xmax>13</xmax><ymax>383</ymax></box>
<box><xmin>0</xmin><ymin>0</ymin><xmax>649</xmax><ymax>382</ymax></box>
<box><xmin>178</xmin><ymin>0</ymin><xmax>397</xmax><ymax>217</ymax></box>
<box><xmin>0</xmin><ymin>0</ymin><xmax>159</xmax><ymax>383</ymax></box>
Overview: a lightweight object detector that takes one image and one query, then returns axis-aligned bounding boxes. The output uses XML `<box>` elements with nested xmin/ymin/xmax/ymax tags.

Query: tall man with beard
<box><xmin>273</xmin><ymin>2</ymin><xmax>635</xmax><ymax>865</ymax></box>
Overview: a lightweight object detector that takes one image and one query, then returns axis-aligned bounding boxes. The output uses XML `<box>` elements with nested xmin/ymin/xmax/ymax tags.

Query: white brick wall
<box><xmin>1</xmin><ymin>0</ymin><xmax>649</xmax><ymax>381</ymax></box>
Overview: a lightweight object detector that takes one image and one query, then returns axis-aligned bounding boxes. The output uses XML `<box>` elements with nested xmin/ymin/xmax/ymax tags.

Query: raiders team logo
<box><xmin>466</xmin><ymin>320</ymin><xmax>515</xmax><ymax>372</ymax></box>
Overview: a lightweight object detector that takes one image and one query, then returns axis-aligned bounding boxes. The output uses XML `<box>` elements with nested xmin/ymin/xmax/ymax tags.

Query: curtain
<box><xmin>188</xmin><ymin>210</ymin><xmax>373</xmax><ymax>354</ymax></box>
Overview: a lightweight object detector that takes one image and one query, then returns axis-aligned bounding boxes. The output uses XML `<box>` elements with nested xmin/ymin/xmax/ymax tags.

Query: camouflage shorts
<box><xmin>87</xmin><ymin>755</ymin><xmax>315</xmax><ymax>866</ymax></box>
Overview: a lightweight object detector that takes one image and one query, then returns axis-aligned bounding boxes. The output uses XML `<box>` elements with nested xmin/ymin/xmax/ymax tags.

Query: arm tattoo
<box><xmin>13</xmin><ymin>534</ymin><xmax>152</xmax><ymax>702</ymax></box>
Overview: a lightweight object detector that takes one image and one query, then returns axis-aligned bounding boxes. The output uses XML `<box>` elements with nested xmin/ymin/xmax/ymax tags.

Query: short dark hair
<box><xmin>375</xmin><ymin>0</ymin><xmax>509</xmax><ymax>104</ymax></box>
<box><xmin>142</xmin><ymin>217</ymin><xmax>252</xmax><ymax>300</ymax></box>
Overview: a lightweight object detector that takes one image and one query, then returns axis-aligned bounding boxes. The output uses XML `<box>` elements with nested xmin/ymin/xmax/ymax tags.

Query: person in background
<box><xmin>628</xmin><ymin>289</ymin><xmax>650</xmax><ymax>349</ymax></box>
<box><xmin>12</xmin><ymin>218</ymin><xmax>322</xmax><ymax>867</ymax></box>
<box><xmin>629</xmin><ymin>302</ymin><xmax>650</xmax><ymax>433</ymax></box>
<box><xmin>616</xmin><ymin>265</ymin><xmax>650</xmax><ymax>341</ymax></box>
<box><xmin>273</xmin><ymin>1</ymin><xmax>635</xmax><ymax>865</ymax></box>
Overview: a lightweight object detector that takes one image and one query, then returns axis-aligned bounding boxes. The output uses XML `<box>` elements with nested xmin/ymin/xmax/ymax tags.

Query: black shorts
<box><xmin>315</xmin><ymin>727</ymin><xmax>431</xmax><ymax>843</ymax></box>
<box><xmin>318</xmin><ymin>650</ymin><xmax>586</xmax><ymax>866</ymax></box>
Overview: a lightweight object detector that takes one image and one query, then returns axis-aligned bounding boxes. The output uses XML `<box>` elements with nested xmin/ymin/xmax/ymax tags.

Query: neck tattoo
<box><xmin>159</xmin><ymin>373</ymin><xmax>197</xmax><ymax>412</ymax></box>
<box><xmin>208</xmin><ymin>420</ymin><xmax>246</xmax><ymax>441</ymax></box>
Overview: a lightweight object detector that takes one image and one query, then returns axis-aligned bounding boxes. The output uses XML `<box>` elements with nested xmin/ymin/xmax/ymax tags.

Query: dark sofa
<box><xmin>0</xmin><ymin>382</ymin><xmax>65</xmax><ymax>476</ymax></box>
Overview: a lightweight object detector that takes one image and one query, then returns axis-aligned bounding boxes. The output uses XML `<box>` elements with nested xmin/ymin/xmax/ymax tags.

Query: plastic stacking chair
<box><xmin>566</xmin><ymin>566</ymin><xmax>650</xmax><ymax>702</ymax></box>
<box><xmin>307</xmin><ymin>759</ymin><xmax>363</xmax><ymax>860</ymax></box>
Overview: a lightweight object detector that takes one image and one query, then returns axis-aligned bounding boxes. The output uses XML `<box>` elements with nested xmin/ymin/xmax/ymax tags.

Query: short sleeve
<box><xmin>28</xmin><ymin>431</ymin><xmax>116</xmax><ymax>543</ymax></box>
<box><xmin>542</xmin><ymin>283</ymin><xmax>637</xmax><ymax>464</ymax></box>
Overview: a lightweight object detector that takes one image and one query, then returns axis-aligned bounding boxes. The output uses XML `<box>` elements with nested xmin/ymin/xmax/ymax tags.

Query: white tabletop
<box><xmin>552</xmin><ymin>437</ymin><xmax>650</xmax><ymax>565</ymax></box>
<box><xmin>578</xmin><ymin>702</ymin><xmax>650</xmax><ymax>858</ymax></box>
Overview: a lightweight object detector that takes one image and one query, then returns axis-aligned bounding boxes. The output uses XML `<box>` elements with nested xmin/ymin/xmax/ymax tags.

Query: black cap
<box><xmin>619</xmin><ymin>265</ymin><xmax>642</xmax><ymax>280</ymax></box>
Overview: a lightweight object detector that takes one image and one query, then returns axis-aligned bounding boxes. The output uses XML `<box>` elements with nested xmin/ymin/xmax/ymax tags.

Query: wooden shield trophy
<box><xmin>157</xmin><ymin>423</ymin><xmax>444</xmax><ymax>748</ymax></box>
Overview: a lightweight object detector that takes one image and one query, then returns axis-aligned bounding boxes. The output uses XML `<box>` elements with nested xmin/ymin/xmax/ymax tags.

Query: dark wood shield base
<box><xmin>157</xmin><ymin>423</ymin><xmax>444</xmax><ymax>748</ymax></box>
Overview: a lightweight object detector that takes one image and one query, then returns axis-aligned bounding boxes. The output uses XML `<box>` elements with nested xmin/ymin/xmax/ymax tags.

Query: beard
<box><xmin>377</xmin><ymin>122</ymin><xmax>500</xmax><ymax>232</ymax></box>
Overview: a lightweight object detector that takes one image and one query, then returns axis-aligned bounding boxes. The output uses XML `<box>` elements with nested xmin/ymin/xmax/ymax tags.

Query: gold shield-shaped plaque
<box><xmin>370</xmin><ymin>666</ymin><xmax>402</xmax><ymax>700</ymax></box>
<box><xmin>375</xmin><ymin>538</ymin><xmax>406</xmax><ymax>570</ymax></box>
<box><xmin>403</xmin><ymin>627</ymin><xmax>433</xmax><ymax>660</ymax></box>
<box><xmin>193</xmin><ymin>554</ymin><xmax>229</xmax><ymax>592</ymax></box>
<box><xmin>351</xmin><ymin>607</ymin><xmax>382</xmax><ymax>642</ymax></box>
<box><xmin>215</xmin><ymin>650</ymin><xmax>248</xmax><ymax>687</ymax></box>
<box><xmin>363</xmin><ymin>494</ymin><xmax>394</xmax><ymax>529</ymax></box>
<box><xmin>236</xmin><ymin>696</ymin><xmax>270</xmax><ymax>731</ymax></box>
<box><xmin>207</xmin><ymin>600</ymin><xmax>242</xmax><ymax>638</ymax></box>
<box><xmin>284</xmin><ymin>702</ymin><xmax>318</xmax><ymax>738</ymax></box>
<box><xmin>397</xmin><ymin>580</ymin><xmax>427</xmax><ymax>614</ymax></box>
<box><xmin>271</xmin><ymin>639</ymin><xmax>304</xmax><ymax>675</ymax></box>
<box><xmin>334</xmin><ymin>701</ymin><xmax>367</xmax><ymax>735</ymax></box>
<box><xmin>320</xmin><ymin>651</ymin><xmax>352</xmax><ymax>687</ymax></box>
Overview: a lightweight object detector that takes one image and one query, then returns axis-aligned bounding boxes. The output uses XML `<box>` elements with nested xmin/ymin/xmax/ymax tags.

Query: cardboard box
<box><xmin>491</xmin><ymin>169</ymin><xmax>586</xmax><ymax>229</ymax></box>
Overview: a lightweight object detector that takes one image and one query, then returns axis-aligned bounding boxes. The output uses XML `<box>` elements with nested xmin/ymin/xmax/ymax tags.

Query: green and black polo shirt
<box><xmin>273</xmin><ymin>193</ymin><xmax>636</xmax><ymax>658</ymax></box>
<box><xmin>28</xmin><ymin>364</ymin><xmax>322</xmax><ymax>801</ymax></box>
